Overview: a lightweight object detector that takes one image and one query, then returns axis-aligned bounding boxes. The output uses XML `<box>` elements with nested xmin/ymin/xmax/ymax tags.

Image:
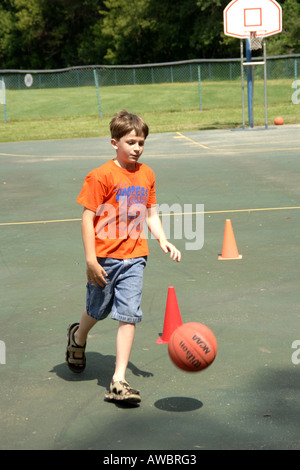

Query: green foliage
<box><xmin>267</xmin><ymin>0</ymin><xmax>300</xmax><ymax>54</ymax></box>
<box><xmin>0</xmin><ymin>0</ymin><xmax>106</xmax><ymax>68</ymax></box>
<box><xmin>0</xmin><ymin>0</ymin><xmax>299</xmax><ymax>69</ymax></box>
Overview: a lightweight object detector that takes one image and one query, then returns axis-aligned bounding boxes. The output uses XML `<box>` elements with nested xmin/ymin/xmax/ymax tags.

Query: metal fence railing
<box><xmin>0</xmin><ymin>54</ymin><xmax>299</xmax><ymax>123</ymax></box>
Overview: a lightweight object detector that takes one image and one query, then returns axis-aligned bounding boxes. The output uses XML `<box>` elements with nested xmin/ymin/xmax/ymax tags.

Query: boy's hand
<box><xmin>160</xmin><ymin>240</ymin><xmax>181</xmax><ymax>262</ymax></box>
<box><xmin>86</xmin><ymin>261</ymin><xmax>108</xmax><ymax>287</ymax></box>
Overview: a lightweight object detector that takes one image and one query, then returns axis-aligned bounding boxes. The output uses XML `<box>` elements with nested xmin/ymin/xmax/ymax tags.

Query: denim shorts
<box><xmin>86</xmin><ymin>256</ymin><xmax>147</xmax><ymax>323</ymax></box>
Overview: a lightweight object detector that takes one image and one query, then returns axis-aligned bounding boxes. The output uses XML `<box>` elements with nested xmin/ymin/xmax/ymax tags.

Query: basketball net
<box><xmin>249</xmin><ymin>32</ymin><xmax>263</xmax><ymax>51</ymax></box>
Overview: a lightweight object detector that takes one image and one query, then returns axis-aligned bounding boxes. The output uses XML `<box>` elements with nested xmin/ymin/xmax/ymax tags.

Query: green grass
<box><xmin>0</xmin><ymin>80</ymin><xmax>299</xmax><ymax>142</ymax></box>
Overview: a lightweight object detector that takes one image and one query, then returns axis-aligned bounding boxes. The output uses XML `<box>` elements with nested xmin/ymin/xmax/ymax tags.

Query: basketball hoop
<box><xmin>223</xmin><ymin>0</ymin><xmax>283</xmax><ymax>129</ymax></box>
<box><xmin>223</xmin><ymin>0</ymin><xmax>282</xmax><ymax>40</ymax></box>
<box><xmin>249</xmin><ymin>32</ymin><xmax>263</xmax><ymax>51</ymax></box>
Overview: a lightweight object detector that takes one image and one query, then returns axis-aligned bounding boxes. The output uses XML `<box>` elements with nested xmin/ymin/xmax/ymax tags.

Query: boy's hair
<box><xmin>110</xmin><ymin>110</ymin><xmax>149</xmax><ymax>140</ymax></box>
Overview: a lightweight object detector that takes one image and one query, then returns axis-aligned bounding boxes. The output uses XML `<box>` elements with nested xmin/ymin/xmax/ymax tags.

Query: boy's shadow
<box><xmin>50</xmin><ymin>353</ymin><xmax>203</xmax><ymax>412</ymax></box>
<box><xmin>50</xmin><ymin>351</ymin><xmax>153</xmax><ymax>390</ymax></box>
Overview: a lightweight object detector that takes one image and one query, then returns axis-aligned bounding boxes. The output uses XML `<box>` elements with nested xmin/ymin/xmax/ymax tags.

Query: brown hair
<box><xmin>110</xmin><ymin>110</ymin><xmax>149</xmax><ymax>140</ymax></box>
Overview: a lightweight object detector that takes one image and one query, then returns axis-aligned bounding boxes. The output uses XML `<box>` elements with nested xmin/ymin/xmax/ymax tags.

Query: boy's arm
<box><xmin>146</xmin><ymin>206</ymin><xmax>181</xmax><ymax>262</ymax></box>
<box><xmin>81</xmin><ymin>207</ymin><xmax>108</xmax><ymax>286</ymax></box>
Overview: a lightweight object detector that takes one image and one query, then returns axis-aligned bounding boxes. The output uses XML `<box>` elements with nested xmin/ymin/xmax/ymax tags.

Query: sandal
<box><xmin>104</xmin><ymin>380</ymin><xmax>141</xmax><ymax>403</ymax></box>
<box><xmin>66</xmin><ymin>323</ymin><xmax>86</xmax><ymax>373</ymax></box>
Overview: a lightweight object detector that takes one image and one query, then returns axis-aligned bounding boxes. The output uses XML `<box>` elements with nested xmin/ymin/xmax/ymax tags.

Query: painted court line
<box><xmin>0</xmin><ymin>152</ymin><xmax>108</xmax><ymax>159</ymax></box>
<box><xmin>1</xmin><ymin>206</ymin><xmax>300</xmax><ymax>227</ymax></box>
<box><xmin>0</xmin><ymin>218</ymin><xmax>82</xmax><ymax>226</ymax></box>
<box><xmin>174</xmin><ymin>132</ymin><xmax>210</xmax><ymax>149</ymax></box>
<box><xmin>173</xmin><ymin>132</ymin><xmax>300</xmax><ymax>154</ymax></box>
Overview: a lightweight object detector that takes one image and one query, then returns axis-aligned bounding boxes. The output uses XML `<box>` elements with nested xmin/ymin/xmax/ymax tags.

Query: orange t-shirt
<box><xmin>76</xmin><ymin>159</ymin><xmax>157</xmax><ymax>259</ymax></box>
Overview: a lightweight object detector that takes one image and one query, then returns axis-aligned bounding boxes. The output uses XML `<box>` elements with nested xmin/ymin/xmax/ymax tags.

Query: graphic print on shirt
<box><xmin>114</xmin><ymin>183</ymin><xmax>149</xmax><ymax>205</ymax></box>
<box><xmin>96</xmin><ymin>182</ymin><xmax>149</xmax><ymax>240</ymax></box>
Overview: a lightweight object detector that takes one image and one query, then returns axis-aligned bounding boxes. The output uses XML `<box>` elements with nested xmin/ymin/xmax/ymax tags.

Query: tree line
<box><xmin>0</xmin><ymin>0</ymin><xmax>299</xmax><ymax>70</ymax></box>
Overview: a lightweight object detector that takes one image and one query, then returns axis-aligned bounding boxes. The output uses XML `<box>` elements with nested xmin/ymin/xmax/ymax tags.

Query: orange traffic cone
<box><xmin>156</xmin><ymin>286</ymin><xmax>183</xmax><ymax>344</ymax></box>
<box><xmin>218</xmin><ymin>219</ymin><xmax>242</xmax><ymax>260</ymax></box>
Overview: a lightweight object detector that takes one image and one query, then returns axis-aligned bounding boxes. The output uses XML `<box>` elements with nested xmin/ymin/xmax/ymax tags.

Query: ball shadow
<box><xmin>154</xmin><ymin>396</ymin><xmax>203</xmax><ymax>412</ymax></box>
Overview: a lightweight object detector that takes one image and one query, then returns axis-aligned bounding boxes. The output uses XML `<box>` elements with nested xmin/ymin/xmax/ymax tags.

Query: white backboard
<box><xmin>224</xmin><ymin>0</ymin><xmax>282</xmax><ymax>38</ymax></box>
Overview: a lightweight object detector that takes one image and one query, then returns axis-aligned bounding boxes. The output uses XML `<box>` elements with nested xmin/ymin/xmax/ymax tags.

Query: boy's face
<box><xmin>111</xmin><ymin>130</ymin><xmax>145</xmax><ymax>170</ymax></box>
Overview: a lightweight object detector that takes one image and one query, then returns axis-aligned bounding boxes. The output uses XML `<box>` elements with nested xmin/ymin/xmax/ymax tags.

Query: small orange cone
<box><xmin>218</xmin><ymin>219</ymin><xmax>242</xmax><ymax>260</ymax></box>
<box><xmin>156</xmin><ymin>286</ymin><xmax>183</xmax><ymax>344</ymax></box>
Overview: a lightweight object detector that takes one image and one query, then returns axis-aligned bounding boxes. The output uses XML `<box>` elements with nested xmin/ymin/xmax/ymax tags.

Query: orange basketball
<box><xmin>274</xmin><ymin>116</ymin><xmax>284</xmax><ymax>125</ymax></box>
<box><xmin>168</xmin><ymin>322</ymin><xmax>217</xmax><ymax>372</ymax></box>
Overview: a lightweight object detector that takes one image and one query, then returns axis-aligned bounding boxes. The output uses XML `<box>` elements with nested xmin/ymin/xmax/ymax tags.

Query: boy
<box><xmin>66</xmin><ymin>110</ymin><xmax>181</xmax><ymax>403</ymax></box>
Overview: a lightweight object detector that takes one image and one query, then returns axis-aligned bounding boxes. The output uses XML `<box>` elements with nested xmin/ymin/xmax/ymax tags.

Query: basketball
<box><xmin>168</xmin><ymin>322</ymin><xmax>217</xmax><ymax>372</ymax></box>
<box><xmin>274</xmin><ymin>116</ymin><xmax>284</xmax><ymax>125</ymax></box>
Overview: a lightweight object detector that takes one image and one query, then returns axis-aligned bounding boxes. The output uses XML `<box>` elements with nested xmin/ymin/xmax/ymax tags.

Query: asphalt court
<box><xmin>0</xmin><ymin>125</ymin><xmax>300</xmax><ymax>450</ymax></box>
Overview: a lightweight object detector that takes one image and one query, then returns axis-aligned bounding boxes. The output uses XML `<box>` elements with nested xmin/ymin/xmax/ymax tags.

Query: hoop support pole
<box><xmin>263</xmin><ymin>38</ymin><xmax>268</xmax><ymax>129</ymax></box>
<box><xmin>240</xmin><ymin>40</ymin><xmax>245</xmax><ymax>130</ymax></box>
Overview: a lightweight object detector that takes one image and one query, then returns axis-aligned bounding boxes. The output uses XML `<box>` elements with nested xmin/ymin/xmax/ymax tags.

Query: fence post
<box><xmin>197</xmin><ymin>65</ymin><xmax>202</xmax><ymax>111</ymax></box>
<box><xmin>93</xmin><ymin>69</ymin><xmax>103</xmax><ymax>118</ymax></box>
<box><xmin>295</xmin><ymin>58</ymin><xmax>298</xmax><ymax>105</ymax></box>
<box><xmin>0</xmin><ymin>340</ymin><xmax>6</xmax><ymax>364</ymax></box>
<box><xmin>0</xmin><ymin>77</ymin><xmax>7</xmax><ymax>123</ymax></box>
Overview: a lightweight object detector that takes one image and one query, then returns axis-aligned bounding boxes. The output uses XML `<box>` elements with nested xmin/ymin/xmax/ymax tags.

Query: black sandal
<box><xmin>66</xmin><ymin>323</ymin><xmax>86</xmax><ymax>373</ymax></box>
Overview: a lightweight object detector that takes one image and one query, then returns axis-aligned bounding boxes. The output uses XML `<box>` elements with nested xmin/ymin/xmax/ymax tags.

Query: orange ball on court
<box><xmin>274</xmin><ymin>116</ymin><xmax>284</xmax><ymax>125</ymax></box>
<box><xmin>168</xmin><ymin>322</ymin><xmax>217</xmax><ymax>372</ymax></box>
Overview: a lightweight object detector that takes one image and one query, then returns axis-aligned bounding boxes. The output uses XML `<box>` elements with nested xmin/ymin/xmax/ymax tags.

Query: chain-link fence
<box><xmin>0</xmin><ymin>54</ymin><xmax>299</xmax><ymax>123</ymax></box>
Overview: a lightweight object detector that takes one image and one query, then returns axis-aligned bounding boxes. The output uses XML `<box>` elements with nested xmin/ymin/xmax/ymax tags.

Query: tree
<box><xmin>99</xmin><ymin>0</ymin><xmax>228</xmax><ymax>63</ymax></box>
<box><xmin>267</xmin><ymin>0</ymin><xmax>300</xmax><ymax>55</ymax></box>
<box><xmin>0</xmin><ymin>2</ymin><xmax>18</xmax><ymax>68</ymax></box>
<box><xmin>99</xmin><ymin>0</ymin><xmax>154</xmax><ymax>64</ymax></box>
<box><xmin>145</xmin><ymin>0</ymin><xmax>204</xmax><ymax>61</ymax></box>
<box><xmin>0</xmin><ymin>0</ymin><xmax>299</xmax><ymax>69</ymax></box>
<box><xmin>0</xmin><ymin>0</ymin><xmax>107</xmax><ymax>69</ymax></box>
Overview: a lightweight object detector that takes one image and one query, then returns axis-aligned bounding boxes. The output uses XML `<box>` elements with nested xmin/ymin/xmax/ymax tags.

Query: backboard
<box><xmin>224</xmin><ymin>0</ymin><xmax>282</xmax><ymax>39</ymax></box>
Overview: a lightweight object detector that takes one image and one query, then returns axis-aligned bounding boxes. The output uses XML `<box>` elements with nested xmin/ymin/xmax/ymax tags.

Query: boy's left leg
<box><xmin>105</xmin><ymin>257</ymin><xmax>145</xmax><ymax>402</ymax></box>
<box><xmin>112</xmin><ymin>321</ymin><xmax>136</xmax><ymax>382</ymax></box>
<box><xmin>105</xmin><ymin>320</ymin><xmax>141</xmax><ymax>403</ymax></box>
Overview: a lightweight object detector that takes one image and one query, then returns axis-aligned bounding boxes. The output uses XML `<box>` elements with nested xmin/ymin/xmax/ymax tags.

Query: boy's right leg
<box><xmin>66</xmin><ymin>311</ymin><xmax>97</xmax><ymax>372</ymax></box>
<box><xmin>75</xmin><ymin>310</ymin><xmax>98</xmax><ymax>348</ymax></box>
